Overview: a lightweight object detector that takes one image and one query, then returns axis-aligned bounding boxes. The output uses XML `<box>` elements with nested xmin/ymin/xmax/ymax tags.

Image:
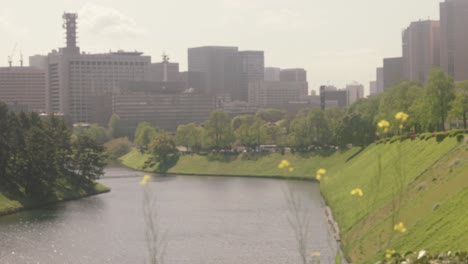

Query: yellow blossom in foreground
<box><xmin>311</xmin><ymin>252</ymin><xmax>321</xmax><ymax>257</ymax></box>
<box><xmin>395</xmin><ymin>112</ymin><xmax>409</xmax><ymax>122</ymax></box>
<box><xmin>140</xmin><ymin>174</ymin><xmax>151</xmax><ymax>185</ymax></box>
<box><xmin>289</xmin><ymin>167</ymin><xmax>294</xmax><ymax>172</ymax></box>
<box><xmin>316</xmin><ymin>174</ymin><xmax>322</xmax><ymax>181</ymax></box>
<box><xmin>317</xmin><ymin>168</ymin><xmax>327</xmax><ymax>175</ymax></box>
<box><xmin>386</xmin><ymin>249</ymin><xmax>396</xmax><ymax>259</ymax></box>
<box><xmin>350</xmin><ymin>188</ymin><xmax>364</xmax><ymax>197</ymax></box>
<box><xmin>394</xmin><ymin>222</ymin><xmax>407</xmax><ymax>233</ymax></box>
<box><xmin>278</xmin><ymin>159</ymin><xmax>291</xmax><ymax>169</ymax></box>
<box><xmin>378</xmin><ymin>120</ymin><xmax>390</xmax><ymax>129</ymax></box>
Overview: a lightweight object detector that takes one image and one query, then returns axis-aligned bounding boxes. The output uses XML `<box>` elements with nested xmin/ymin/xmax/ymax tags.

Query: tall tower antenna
<box><xmin>63</xmin><ymin>12</ymin><xmax>78</xmax><ymax>48</ymax></box>
<box><xmin>8</xmin><ymin>43</ymin><xmax>18</xmax><ymax>67</ymax></box>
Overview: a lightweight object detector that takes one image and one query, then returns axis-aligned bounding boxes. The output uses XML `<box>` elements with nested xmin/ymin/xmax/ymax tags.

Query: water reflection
<box><xmin>0</xmin><ymin>167</ymin><xmax>343</xmax><ymax>264</ymax></box>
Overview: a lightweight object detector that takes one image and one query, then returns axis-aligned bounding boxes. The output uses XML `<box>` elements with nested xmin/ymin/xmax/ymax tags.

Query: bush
<box><xmin>456</xmin><ymin>134</ymin><xmax>465</xmax><ymax>142</ymax></box>
<box><xmin>382</xmin><ymin>250</ymin><xmax>468</xmax><ymax>263</ymax></box>
<box><xmin>449</xmin><ymin>129</ymin><xmax>465</xmax><ymax>137</ymax></box>
<box><xmin>436</xmin><ymin>132</ymin><xmax>448</xmax><ymax>142</ymax></box>
<box><xmin>418</xmin><ymin>133</ymin><xmax>433</xmax><ymax>140</ymax></box>
<box><xmin>105</xmin><ymin>137</ymin><xmax>132</xmax><ymax>159</ymax></box>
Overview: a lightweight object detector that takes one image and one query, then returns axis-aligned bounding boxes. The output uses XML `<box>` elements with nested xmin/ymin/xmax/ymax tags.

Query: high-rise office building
<box><xmin>403</xmin><ymin>20</ymin><xmax>440</xmax><ymax>83</ymax></box>
<box><xmin>33</xmin><ymin>13</ymin><xmax>150</xmax><ymax>124</ymax></box>
<box><xmin>0</xmin><ymin>67</ymin><xmax>46</xmax><ymax>112</ymax></box>
<box><xmin>440</xmin><ymin>0</ymin><xmax>468</xmax><ymax>81</ymax></box>
<box><xmin>188</xmin><ymin>46</ymin><xmax>241</xmax><ymax>100</ymax></box>
<box><xmin>145</xmin><ymin>54</ymin><xmax>179</xmax><ymax>83</ymax></box>
<box><xmin>239</xmin><ymin>51</ymin><xmax>264</xmax><ymax>101</ymax></box>
<box><xmin>320</xmin><ymin>86</ymin><xmax>348</xmax><ymax>109</ymax></box>
<box><xmin>248</xmin><ymin>81</ymin><xmax>308</xmax><ymax>108</ymax></box>
<box><xmin>369</xmin><ymin>81</ymin><xmax>378</xmax><ymax>96</ymax></box>
<box><xmin>376</xmin><ymin>67</ymin><xmax>384</xmax><ymax>94</ymax></box>
<box><xmin>280</xmin><ymin>68</ymin><xmax>307</xmax><ymax>82</ymax></box>
<box><xmin>113</xmin><ymin>81</ymin><xmax>215</xmax><ymax>134</ymax></box>
<box><xmin>264</xmin><ymin>67</ymin><xmax>281</xmax><ymax>81</ymax></box>
<box><xmin>346</xmin><ymin>82</ymin><xmax>364</xmax><ymax>104</ymax></box>
<box><xmin>383</xmin><ymin>57</ymin><xmax>404</xmax><ymax>89</ymax></box>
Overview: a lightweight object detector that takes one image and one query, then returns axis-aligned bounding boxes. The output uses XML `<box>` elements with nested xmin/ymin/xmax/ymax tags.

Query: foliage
<box><xmin>380</xmin><ymin>251</ymin><xmax>468</xmax><ymax>263</ymax></box>
<box><xmin>0</xmin><ymin>103</ymin><xmax>107</xmax><ymax>198</ymax></box>
<box><xmin>107</xmin><ymin>113</ymin><xmax>122</xmax><ymax>139</ymax></box>
<box><xmin>134</xmin><ymin>122</ymin><xmax>161</xmax><ymax>148</ymax></box>
<box><xmin>175</xmin><ymin>123</ymin><xmax>203</xmax><ymax>152</ymax></box>
<box><xmin>424</xmin><ymin>69</ymin><xmax>455</xmax><ymax>130</ymax></box>
<box><xmin>105</xmin><ymin>137</ymin><xmax>132</xmax><ymax>160</ymax></box>
<box><xmin>449</xmin><ymin>81</ymin><xmax>468</xmax><ymax>130</ymax></box>
<box><xmin>147</xmin><ymin>133</ymin><xmax>180</xmax><ymax>173</ymax></box>
<box><xmin>256</xmin><ymin>108</ymin><xmax>286</xmax><ymax>123</ymax></box>
<box><xmin>73</xmin><ymin>124</ymin><xmax>109</xmax><ymax>144</ymax></box>
<box><xmin>71</xmin><ymin>135</ymin><xmax>107</xmax><ymax>182</ymax></box>
<box><xmin>202</xmin><ymin>111</ymin><xmax>235</xmax><ymax>150</ymax></box>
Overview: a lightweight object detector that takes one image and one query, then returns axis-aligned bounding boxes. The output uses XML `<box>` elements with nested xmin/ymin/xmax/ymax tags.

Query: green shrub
<box><xmin>449</xmin><ymin>129</ymin><xmax>465</xmax><ymax>137</ymax></box>
<box><xmin>382</xmin><ymin>250</ymin><xmax>468</xmax><ymax>263</ymax></box>
<box><xmin>436</xmin><ymin>133</ymin><xmax>448</xmax><ymax>142</ymax></box>
<box><xmin>457</xmin><ymin>134</ymin><xmax>465</xmax><ymax>142</ymax></box>
<box><xmin>105</xmin><ymin>137</ymin><xmax>132</xmax><ymax>159</ymax></box>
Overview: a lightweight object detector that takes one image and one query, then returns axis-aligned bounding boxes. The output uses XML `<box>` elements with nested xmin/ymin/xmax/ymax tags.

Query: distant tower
<box><xmin>162</xmin><ymin>53</ymin><xmax>170</xmax><ymax>82</ymax></box>
<box><xmin>63</xmin><ymin>13</ymin><xmax>78</xmax><ymax>48</ymax></box>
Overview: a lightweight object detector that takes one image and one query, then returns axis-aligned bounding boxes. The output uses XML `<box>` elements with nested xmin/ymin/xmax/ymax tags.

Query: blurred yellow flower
<box><xmin>386</xmin><ymin>249</ymin><xmax>396</xmax><ymax>259</ymax></box>
<box><xmin>394</xmin><ymin>222</ymin><xmax>407</xmax><ymax>233</ymax></box>
<box><xmin>399</xmin><ymin>124</ymin><xmax>404</xmax><ymax>129</ymax></box>
<box><xmin>395</xmin><ymin>112</ymin><xmax>409</xmax><ymax>122</ymax></box>
<box><xmin>311</xmin><ymin>251</ymin><xmax>321</xmax><ymax>257</ymax></box>
<box><xmin>317</xmin><ymin>168</ymin><xmax>327</xmax><ymax>175</ymax></box>
<box><xmin>140</xmin><ymin>174</ymin><xmax>151</xmax><ymax>185</ymax></box>
<box><xmin>351</xmin><ymin>188</ymin><xmax>364</xmax><ymax>197</ymax></box>
<box><xmin>278</xmin><ymin>159</ymin><xmax>291</xmax><ymax>169</ymax></box>
<box><xmin>378</xmin><ymin>120</ymin><xmax>390</xmax><ymax>129</ymax></box>
<box><xmin>289</xmin><ymin>167</ymin><xmax>294</xmax><ymax>172</ymax></box>
<box><xmin>316</xmin><ymin>174</ymin><xmax>321</xmax><ymax>181</ymax></box>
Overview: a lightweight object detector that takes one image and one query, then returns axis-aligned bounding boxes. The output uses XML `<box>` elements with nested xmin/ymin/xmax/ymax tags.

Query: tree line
<box><xmin>173</xmin><ymin>69</ymin><xmax>467</xmax><ymax>151</ymax></box>
<box><xmin>0</xmin><ymin>102</ymin><xmax>106</xmax><ymax>198</ymax></box>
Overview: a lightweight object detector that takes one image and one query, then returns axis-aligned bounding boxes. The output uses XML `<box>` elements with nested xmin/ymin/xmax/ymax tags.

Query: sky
<box><xmin>0</xmin><ymin>0</ymin><xmax>442</xmax><ymax>94</ymax></box>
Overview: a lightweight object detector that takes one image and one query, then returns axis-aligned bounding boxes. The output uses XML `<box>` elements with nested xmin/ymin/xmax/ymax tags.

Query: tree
<box><xmin>0</xmin><ymin>103</ymin><xmax>10</xmax><ymax>183</ymax></box>
<box><xmin>175</xmin><ymin>123</ymin><xmax>203</xmax><ymax>152</ymax></box>
<box><xmin>449</xmin><ymin>81</ymin><xmax>468</xmax><ymax>130</ymax></box>
<box><xmin>424</xmin><ymin>68</ymin><xmax>455</xmax><ymax>130</ymax></box>
<box><xmin>107</xmin><ymin>113</ymin><xmax>121</xmax><ymax>139</ymax></box>
<box><xmin>203</xmin><ymin>111</ymin><xmax>234</xmax><ymax>150</ymax></box>
<box><xmin>71</xmin><ymin>136</ymin><xmax>107</xmax><ymax>183</ymax></box>
<box><xmin>147</xmin><ymin>133</ymin><xmax>179</xmax><ymax>173</ymax></box>
<box><xmin>307</xmin><ymin>108</ymin><xmax>330</xmax><ymax>144</ymax></box>
<box><xmin>134</xmin><ymin>122</ymin><xmax>160</xmax><ymax>148</ymax></box>
<box><xmin>256</xmin><ymin>108</ymin><xmax>286</xmax><ymax>123</ymax></box>
<box><xmin>288</xmin><ymin>114</ymin><xmax>311</xmax><ymax>150</ymax></box>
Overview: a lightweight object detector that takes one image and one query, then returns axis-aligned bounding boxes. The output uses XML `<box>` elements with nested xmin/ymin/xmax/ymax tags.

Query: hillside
<box><xmin>321</xmin><ymin>136</ymin><xmax>467</xmax><ymax>263</ymax></box>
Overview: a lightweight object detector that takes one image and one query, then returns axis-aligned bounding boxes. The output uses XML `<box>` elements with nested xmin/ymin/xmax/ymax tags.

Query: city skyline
<box><xmin>0</xmin><ymin>0</ymin><xmax>443</xmax><ymax>94</ymax></box>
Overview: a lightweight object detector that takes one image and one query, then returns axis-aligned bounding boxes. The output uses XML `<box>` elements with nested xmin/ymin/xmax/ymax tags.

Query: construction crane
<box><xmin>8</xmin><ymin>43</ymin><xmax>18</xmax><ymax>67</ymax></box>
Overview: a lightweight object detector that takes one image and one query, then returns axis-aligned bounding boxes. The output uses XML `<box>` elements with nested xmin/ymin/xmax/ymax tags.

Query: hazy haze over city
<box><xmin>0</xmin><ymin>0</ymin><xmax>442</xmax><ymax>93</ymax></box>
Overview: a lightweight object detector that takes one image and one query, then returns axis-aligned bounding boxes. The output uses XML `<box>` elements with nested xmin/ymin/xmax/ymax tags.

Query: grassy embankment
<box><xmin>120</xmin><ymin>136</ymin><xmax>467</xmax><ymax>263</ymax></box>
<box><xmin>0</xmin><ymin>181</ymin><xmax>110</xmax><ymax>216</ymax></box>
<box><xmin>120</xmin><ymin>148</ymin><xmax>363</xmax><ymax>179</ymax></box>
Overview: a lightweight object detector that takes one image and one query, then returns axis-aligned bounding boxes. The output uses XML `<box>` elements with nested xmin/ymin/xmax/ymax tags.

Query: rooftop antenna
<box><xmin>20</xmin><ymin>49</ymin><xmax>23</xmax><ymax>67</ymax></box>
<box><xmin>8</xmin><ymin>43</ymin><xmax>18</xmax><ymax>67</ymax></box>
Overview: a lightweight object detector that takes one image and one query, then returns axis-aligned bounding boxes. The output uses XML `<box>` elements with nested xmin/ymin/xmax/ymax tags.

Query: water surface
<box><xmin>0</xmin><ymin>167</ymin><xmax>342</xmax><ymax>264</ymax></box>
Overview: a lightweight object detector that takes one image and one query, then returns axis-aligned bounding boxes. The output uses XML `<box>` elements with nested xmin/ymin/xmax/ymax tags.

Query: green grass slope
<box><xmin>320</xmin><ymin>137</ymin><xmax>467</xmax><ymax>263</ymax></box>
<box><xmin>0</xmin><ymin>181</ymin><xmax>110</xmax><ymax>216</ymax></box>
<box><xmin>120</xmin><ymin>148</ymin><xmax>362</xmax><ymax>179</ymax></box>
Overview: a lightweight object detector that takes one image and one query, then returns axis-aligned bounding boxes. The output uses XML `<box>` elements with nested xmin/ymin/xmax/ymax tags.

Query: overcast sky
<box><xmin>0</xmin><ymin>0</ymin><xmax>442</xmax><ymax>94</ymax></box>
